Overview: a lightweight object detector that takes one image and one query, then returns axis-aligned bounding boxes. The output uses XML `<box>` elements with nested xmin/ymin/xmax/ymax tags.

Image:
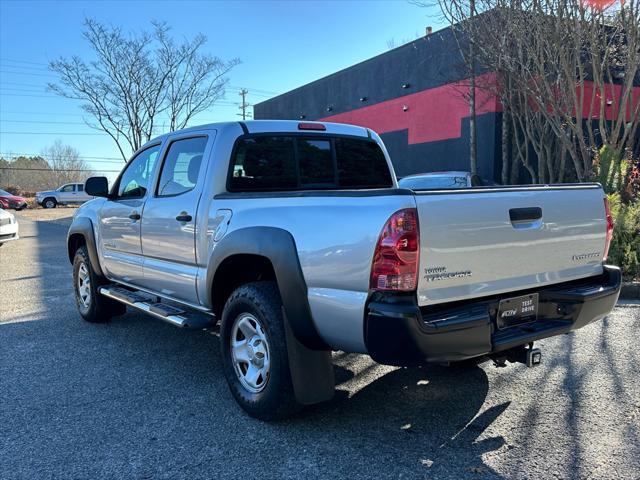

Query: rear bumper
<box><xmin>364</xmin><ymin>265</ymin><xmax>622</xmax><ymax>366</ymax></box>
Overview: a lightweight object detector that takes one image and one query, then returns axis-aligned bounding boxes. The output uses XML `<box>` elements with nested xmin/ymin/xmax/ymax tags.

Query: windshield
<box><xmin>399</xmin><ymin>175</ymin><xmax>469</xmax><ymax>190</ymax></box>
<box><xmin>0</xmin><ymin>189</ymin><xmax>11</xmax><ymax>196</ymax></box>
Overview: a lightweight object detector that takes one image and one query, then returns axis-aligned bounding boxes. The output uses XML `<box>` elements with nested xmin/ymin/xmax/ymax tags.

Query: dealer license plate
<box><xmin>496</xmin><ymin>293</ymin><xmax>538</xmax><ymax>329</ymax></box>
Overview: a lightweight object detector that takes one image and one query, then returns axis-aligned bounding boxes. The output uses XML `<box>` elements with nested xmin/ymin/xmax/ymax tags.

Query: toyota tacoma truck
<box><xmin>67</xmin><ymin>120</ymin><xmax>621</xmax><ymax>420</ymax></box>
<box><xmin>36</xmin><ymin>183</ymin><xmax>93</xmax><ymax>208</ymax></box>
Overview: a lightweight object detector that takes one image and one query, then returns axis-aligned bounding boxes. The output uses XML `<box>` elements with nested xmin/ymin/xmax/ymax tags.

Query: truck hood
<box><xmin>36</xmin><ymin>190</ymin><xmax>57</xmax><ymax>197</ymax></box>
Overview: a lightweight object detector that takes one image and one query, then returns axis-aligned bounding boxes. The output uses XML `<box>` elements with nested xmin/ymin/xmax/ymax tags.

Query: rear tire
<box><xmin>220</xmin><ymin>281</ymin><xmax>302</xmax><ymax>421</ymax></box>
<box><xmin>43</xmin><ymin>198</ymin><xmax>57</xmax><ymax>209</ymax></box>
<box><xmin>73</xmin><ymin>245</ymin><xmax>125</xmax><ymax>323</ymax></box>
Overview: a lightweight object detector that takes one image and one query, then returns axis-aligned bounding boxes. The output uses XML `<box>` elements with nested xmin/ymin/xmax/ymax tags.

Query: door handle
<box><xmin>129</xmin><ymin>212</ymin><xmax>141</xmax><ymax>221</ymax></box>
<box><xmin>509</xmin><ymin>207</ymin><xmax>542</xmax><ymax>223</ymax></box>
<box><xmin>176</xmin><ymin>213</ymin><xmax>192</xmax><ymax>222</ymax></box>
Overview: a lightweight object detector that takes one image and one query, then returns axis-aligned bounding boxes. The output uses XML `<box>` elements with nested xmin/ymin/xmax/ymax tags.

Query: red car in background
<box><xmin>0</xmin><ymin>189</ymin><xmax>28</xmax><ymax>210</ymax></box>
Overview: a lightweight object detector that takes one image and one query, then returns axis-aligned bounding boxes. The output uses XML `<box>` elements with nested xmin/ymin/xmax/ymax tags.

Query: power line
<box><xmin>0</xmin><ymin>131</ymin><xmax>107</xmax><ymax>136</ymax></box>
<box><xmin>229</xmin><ymin>84</ymin><xmax>279</xmax><ymax>95</ymax></box>
<box><xmin>0</xmin><ymin>110</ymin><xmax>92</xmax><ymax>117</ymax></box>
<box><xmin>0</xmin><ymin>63</ymin><xmax>49</xmax><ymax>72</ymax></box>
<box><xmin>1</xmin><ymin>65</ymin><xmax>279</xmax><ymax>97</ymax></box>
<box><xmin>0</xmin><ymin>154</ymin><xmax>124</xmax><ymax>164</ymax></box>
<box><xmin>0</xmin><ymin>93</ymin><xmax>80</xmax><ymax>99</ymax></box>
<box><xmin>0</xmin><ymin>79</ymin><xmax>275</xmax><ymax>98</ymax></box>
<box><xmin>0</xmin><ymin>152</ymin><xmax>122</xmax><ymax>160</ymax></box>
<box><xmin>2</xmin><ymin>158</ymin><xmax>124</xmax><ymax>165</ymax></box>
<box><xmin>0</xmin><ymin>93</ymin><xmax>237</xmax><ymax>106</ymax></box>
<box><xmin>0</xmin><ymin>112</ymin><xmax>227</xmax><ymax>125</ymax></box>
<box><xmin>0</xmin><ymin>81</ymin><xmax>48</xmax><ymax>88</ymax></box>
<box><xmin>0</xmin><ymin>120</ymin><xmax>165</xmax><ymax>133</ymax></box>
<box><xmin>0</xmin><ymin>167</ymin><xmax>121</xmax><ymax>173</ymax></box>
<box><xmin>0</xmin><ymin>69</ymin><xmax>57</xmax><ymax>77</ymax></box>
<box><xmin>0</xmin><ymin>58</ymin><xmax>49</xmax><ymax>66</ymax></box>
<box><xmin>1</xmin><ymin>87</ymin><xmax>48</xmax><ymax>93</ymax></box>
<box><xmin>0</xmin><ymin>120</ymin><xmax>98</xmax><ymax>126</ymax></box>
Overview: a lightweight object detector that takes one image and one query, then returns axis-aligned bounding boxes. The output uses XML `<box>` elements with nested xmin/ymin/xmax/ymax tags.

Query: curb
<box><xmin>621</xmin><ymin>282</ymin><xmax>640</xmax><ymax>299</ymax></box>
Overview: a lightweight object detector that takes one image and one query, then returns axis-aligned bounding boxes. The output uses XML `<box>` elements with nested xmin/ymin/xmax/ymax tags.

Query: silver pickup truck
<box><xmin>67</xmin><ymin>120</ymin><xmax>621</xmax><ymax>420</ymax></box>
<box><xmin>36</xmin><ymin>183</ymin><xmax>93</xmax><ymax>208</ymax></box>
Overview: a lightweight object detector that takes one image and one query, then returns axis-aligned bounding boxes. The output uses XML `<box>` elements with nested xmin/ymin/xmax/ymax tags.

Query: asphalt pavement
<box><xmin>1</xmin><ymin>214</ymin><xmax>639</xmax><ymax>479</ymax></box>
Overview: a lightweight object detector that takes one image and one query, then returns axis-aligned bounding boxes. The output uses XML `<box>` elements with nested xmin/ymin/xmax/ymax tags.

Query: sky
<box><xmin>0</xmin><ymin>0</ymin><xmax>443</xmax><ymax>177</ymax></box>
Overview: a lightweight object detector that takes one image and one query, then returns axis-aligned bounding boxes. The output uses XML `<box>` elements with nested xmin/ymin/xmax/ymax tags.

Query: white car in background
<box><xmin>0</xmin><ymin>209</ymin><xmax>19</xmax><ymax>246</ymax></box>
<box><xmin>398</xmin><ymin>171</ymin><xmax>497</xmax><ymax>190</ymax></box>
<box><xmin>36</xmin><ymin>183</ymin><xmax>93</xmax><ymax>209</ymax></box>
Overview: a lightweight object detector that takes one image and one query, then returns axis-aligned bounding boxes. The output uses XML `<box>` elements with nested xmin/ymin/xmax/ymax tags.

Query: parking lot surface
<box><xmin>1</xmin><ymin>214</ymin><xmax>639</xmax><ymax>479</ymax></box>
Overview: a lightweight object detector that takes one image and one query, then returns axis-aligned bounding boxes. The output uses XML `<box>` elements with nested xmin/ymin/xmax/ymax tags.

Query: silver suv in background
<box><xmin>36</xmin><ymin>183</ymin><xmax>93</xmax><ymax>208</ymax></box>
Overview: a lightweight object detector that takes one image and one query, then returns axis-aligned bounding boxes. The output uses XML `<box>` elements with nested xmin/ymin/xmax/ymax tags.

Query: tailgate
<box><xmin>415</xmin><ymin>184</ymin><xmax>607</xmax><ymax>306</ymax></box>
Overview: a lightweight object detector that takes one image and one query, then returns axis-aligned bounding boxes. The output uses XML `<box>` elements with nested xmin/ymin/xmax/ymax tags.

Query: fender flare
<box><xmin>206</xmin><ymin>227</ymin><xmax>334</xmax><ymax>405</ymax></box>
<box><xmin>67</xmin><ymin>216</ymin><xmax>105</xmax><ymax>278</ymax></box>
<box><xmin>207</xmin><ymin>226</ymin><xmax>329</xmax><ymax>350</ymax></box>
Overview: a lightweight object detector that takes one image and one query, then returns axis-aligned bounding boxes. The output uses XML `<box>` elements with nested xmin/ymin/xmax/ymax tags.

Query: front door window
<box><xmin>116</xmin><ymin>145</ymin><xmax>161</xmax><ymax>199</ymax></box>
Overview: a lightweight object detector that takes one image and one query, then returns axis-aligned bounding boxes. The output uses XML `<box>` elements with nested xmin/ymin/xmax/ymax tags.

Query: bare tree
<box><xmin>0</xmin><ymin>142</ymin><xmax>94</xmax><ymax>194</ymax></box>
<box><xmin>0</xmin><ymin>156</ymin><xmax>53</xmax><ymax>194</ymax></box>
<box><xmin>412</xmin><ymin>0</ymin><xmax>481</xmax><ymax>173</ymax></box>
<box><xmin>41</xmin><ymin>140</ymin><xmax>93</xmax><ymax>185</ymax></box>
<box><xmin>431</xmin><ymin>0</ymin><xmax>640</xmax><ymax>182</ymax></box>
<box><xmin>49</xmin><ymin>19</ymin><xmax>240</xmax><ymax>161</ymax></box>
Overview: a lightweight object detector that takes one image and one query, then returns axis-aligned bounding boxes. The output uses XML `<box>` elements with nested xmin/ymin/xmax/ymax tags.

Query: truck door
<box><xmin>140</xmin><ymin>133</ymin><xmax>212</xmax><ymax>305</ymax></box>
<box><xmin>98</xmin><ymin>144</ymin><xmax>161</xmax><ymax>284</ymax></box>
<box><xmin>76</xmin><ymin>183</ymin><xmax>91</xmax><ymax>203</ymax></box>
<box><xmin>58</xmin><ymin>184</ymin><xmax>75</xmax><ymax>204</ymax></box>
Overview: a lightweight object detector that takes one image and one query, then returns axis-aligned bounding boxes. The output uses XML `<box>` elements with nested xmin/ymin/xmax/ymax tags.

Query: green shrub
<box><xmin>607</xmin><ymin>193</ymin><xmax>640</xmax><ymax>281</ymax></box>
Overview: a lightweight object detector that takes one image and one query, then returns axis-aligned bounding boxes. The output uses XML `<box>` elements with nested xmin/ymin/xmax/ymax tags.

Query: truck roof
<box><xmin>147</xmin><ymin>120</ymin><xmax>371</xmax><ymax>145</ymax></box>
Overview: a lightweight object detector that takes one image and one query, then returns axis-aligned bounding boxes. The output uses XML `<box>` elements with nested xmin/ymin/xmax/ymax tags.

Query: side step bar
<box><xmin>99</xmin><ymin>286</ymin><xmax>215</xmax><ymax>329</ymax></box>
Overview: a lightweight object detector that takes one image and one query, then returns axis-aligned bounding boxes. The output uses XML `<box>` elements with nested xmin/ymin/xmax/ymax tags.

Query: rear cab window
<box><xmin>228</xmin><ymin>135</ymin><xmax>392</xmax><ymax>191</ymax></box>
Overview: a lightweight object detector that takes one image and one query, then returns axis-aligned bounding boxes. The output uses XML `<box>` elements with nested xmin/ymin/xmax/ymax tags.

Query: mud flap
<box><xmin>283</xmin><ymin>310</ymin><xmax>335</xmax><ymax>405</ymax></box>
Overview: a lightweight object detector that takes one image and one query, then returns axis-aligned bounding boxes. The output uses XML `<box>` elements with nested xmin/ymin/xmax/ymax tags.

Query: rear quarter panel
<box><xmin>204</xmin><ymin>193</ymin><xmax>415</xmax><ymax>352</ymax></box>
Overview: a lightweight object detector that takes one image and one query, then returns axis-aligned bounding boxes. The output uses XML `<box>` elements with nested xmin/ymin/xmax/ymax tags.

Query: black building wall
<box><xmin>254</xmin><ymin>26</ymin><xmax>501</xmax><ymax>180</ymax></box>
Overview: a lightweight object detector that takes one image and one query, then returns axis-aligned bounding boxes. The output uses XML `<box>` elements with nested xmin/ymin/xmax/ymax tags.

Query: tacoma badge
<box><xmin>424</xmin><ymin>266</ymin><xmax>472</xmax><ymax>282</ymax></box>
<box><xmin>572</xmin><ymin>252</ymin><xmax>600</xmax><ymax>261</ymax></box>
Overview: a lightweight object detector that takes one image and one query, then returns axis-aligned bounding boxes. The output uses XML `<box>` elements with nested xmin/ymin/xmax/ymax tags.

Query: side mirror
<box><xmin>85</xmin><ymin>176</ymin><xmax>110</xmax><ymax>198</ymax></box>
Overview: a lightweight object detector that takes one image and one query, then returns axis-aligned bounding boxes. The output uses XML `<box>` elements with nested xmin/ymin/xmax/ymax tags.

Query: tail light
<box><xmin>603</xmin><ymin>197</ymin><xmax>614</xmax><ymax>261</ymax></box>
<box><xmin>370</xmin><ymin>208</ymin><xmax>419</xmax><ymax>291</ymax></box>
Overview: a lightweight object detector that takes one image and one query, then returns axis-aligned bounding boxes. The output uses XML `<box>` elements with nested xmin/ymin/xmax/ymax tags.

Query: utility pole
<box><xmin>237</xmin><ymin>88</ymin><xmax>251</xmax><ymax>120</ymax></box>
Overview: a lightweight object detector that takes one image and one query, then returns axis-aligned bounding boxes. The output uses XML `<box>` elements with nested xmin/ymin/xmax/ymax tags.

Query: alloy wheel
<box><xmin>230</xmin><ymin>313</ymin><xmax>271</xmax><ymax>393</ymax></box>
<box><xmin>77</xmin><ymin>262</ymin><xmax>91</xmax><ymax>308</ymax></box>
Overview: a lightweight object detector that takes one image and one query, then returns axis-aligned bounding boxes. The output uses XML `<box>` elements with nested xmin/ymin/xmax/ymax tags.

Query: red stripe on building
<box><xmin>320</xmin><ymin>74</ymin><xmax>639</xmax><ymax>144</ymax></box>
<box><xmin>581</xmin><ymin>81</ymin><xmax>640</xmax><ymax>122</ymax></box>
<box><xmin>320</xmin><ymin>73</ymin><xmax>500</xmax><ymax>144</ymax></box>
